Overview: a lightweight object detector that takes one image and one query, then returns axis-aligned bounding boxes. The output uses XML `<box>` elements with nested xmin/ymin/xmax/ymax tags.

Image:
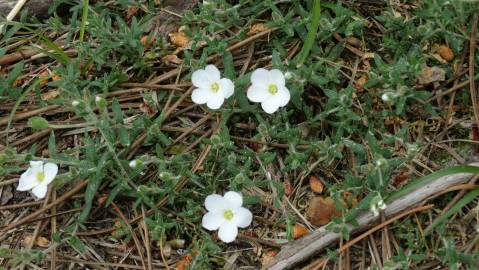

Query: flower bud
<box><xmin>159</xmin><ymin>171</ymin><xmax>172</xmax><ymax>181</ymax></box>
<box><xmin>129</xmin><ymin>159</ymin><xmax>142</xmax><ymax>169</ymax></box>
<box><xmin>137</xmin><ymin>185</ymin><xmax>149</xmax><ymax>193</ymax></box>
<box><xmin>381</xmin><ymin>92</ymin><xmax>394</xmax><ymax>102</ymax></box>
<box><xmin>284</xmin><ymin>71</ymin><xmax>293</xmax><ymax>80</ymax></box>
<box><xmin>234</xmin><ymin>172</ymin><xmax>247</xmax><ymax>183</ymax></box>
<box><xmin>95</xmin><ymin>96</ymin><xmax>107</xmax><ymax>109</ymax></box>
<box><xmin>227</xmin><ymin>153</ymin><xmax>236</xmax><ymax>163</ymax></box>
<box><xmin>377</xmin><ymin>200</ymin><xmax>387</xmax><ymax>210</ymax></box>
<box><xmin>375</xmin><ymin>158</ymin><xmax>388</xmax><ymax>168</ymax></box>
<box><xmin>168</xmin><ymin>239</ymin><xmax>185</xmax><ymax>249</ymax></box>
<box><xmin>406</xmin><ymin>143</ymin><xmax>419</xmax><ymax>157</ymax></box>
<box><xmin>210</xmin><ymin>135</ymin><xmax>221</xmax><ymax>146</ymax></box>
<box><xmin>339</xmin><ymin>94</ymin><xmax>350</xmax><ymax>106</ymax></box>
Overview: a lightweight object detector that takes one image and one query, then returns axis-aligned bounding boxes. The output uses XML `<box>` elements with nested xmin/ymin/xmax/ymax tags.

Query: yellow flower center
<box><xmin>268</xmin><ymin>84</ymin><xmax>278</xmax><ymax>95</ymax></box>
<box><xmin>223</xmin><ymin>209</ymin><xmax>234</xmax><ymax>220</ymax></box>
<box><xmin>210</xmin><ymin>82</ymin><xmax>220</xmax><ymax>93</ymax></box>
<box><xmin>36</xmin><ymin>172</ymin><xmax>45</xmax><ymax>183</ymax></box>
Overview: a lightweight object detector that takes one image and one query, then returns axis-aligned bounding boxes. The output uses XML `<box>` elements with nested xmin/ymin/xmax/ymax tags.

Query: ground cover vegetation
<box><xmin>1</xmin><ymin>0</ymin><xmax>479</xmax><ymax>269</ymax></box>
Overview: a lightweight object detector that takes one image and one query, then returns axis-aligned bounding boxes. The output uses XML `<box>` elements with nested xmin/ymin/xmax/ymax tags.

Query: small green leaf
<box><xmin>48</xmin><ymin>131</ymin><xmax>57</xmax><ymax>158</ymax></box>
<box><xmin>112</xmin><ymin>98</ymin><xmax>123</xmax><ymax>123</ymax></box>
<box><xmin>222</xmin><ymin>51</ymin><xmax>235</xmax><ymax>79</ymax></box>
<box><xmin>425</xmin><ymin>188</ymin><xmax>479</xmax><ymax>235</ymax></box>
<box><xmin>28</xmin><ymin>116</ymin><xmax>50</xmax><ymax>130</ymax></box>
<box><xmin>118</xmin><ymin>128</ymin><xmax>130</xmax><ymax>147</ymax></box>
<box><xmin>67</xmin><ymin>235</ymin><xmax>87</xmax><ymax>252</ymax></box>
<box><xmin>7</xmin><ymin>61</ymin><xmax>24</xmax><ymax>86</ymax></box>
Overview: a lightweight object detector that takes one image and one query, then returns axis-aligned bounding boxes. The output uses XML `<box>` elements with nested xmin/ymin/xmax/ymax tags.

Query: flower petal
<box><xmin>32</xmin><ymin>184</ymin><xmax>48</xmax><ymax>198</ymax></box>
<box><xmin>204</xmin><ymin>65</ymin><xmax>221</xmax><ymax>82</ymax></box>
<box><xmin>276</xmin><ymin>86</ymin><xmax>291</xmax><ymax>107</ymax></box>
<box><xmin>224</xmin><ymin>191</ymin><xmax>242</xmax><ymax>208</ymax></box>
<box><xmin>219</xmin><ymin>78</ymin><xmax>234</xmax><ymax>99</ymax></box>
<box><xmin>191</xmin><ymin>88</ymin><xmax>212</xmax><ymax>104</ymax></box>
<box><xmin>192</xmin><ymin>70</ymin><xmax>212</xmax><ymax>89</ymax></box>
<box><xmin>218</xmin><ymin>221</ymin><xmax>238</xmax><ymax>243</ymax></box>
<box><xmin>202</xmin><ymin>211</ymin><xmax>225</xmax><ymax>231</ymax></box>
<box><xmin>29</xmin><ymin>161</ymin><xmax>44</xmax><ymax>168</ymax></box>
<box><xmin>17</xmin><ymin>168</ymin><xmax>38</xmax><ymax>191</ymax></box>
<box><xmin>268</xmin><ymin>69</ymin><xmax>285</xmax><ymax>86</ymax></box>
<box><xmin>247</xmin><ymin>85</ymin><xmax>268</xmax><ymax>103</ymax></box>
<box><xmin>250</xmin><ymin>68</ymin><xmax>269</xmax><ymax>86</ymax></box>
<box><xmin>261</xmin><ymin>100</ymin><xmax>280</xmax><ymax>114</ymax></box>
<box><xmin>205</xmin><ymin>194</ymin><xmax>225</xmax><ymax>212</ymax></box>
<box><xmin>43</xmin><ymin>163</ymin><xmax>58</xmax><ymax>185</ymax></box>
<box><xmin>206</xmin><ymin>96</ymin><xmax>224</xmax><ymax>110</ymax></box>
<box><xmin>233</xmin><ymin>207</ymin><xmax>253</xmax><ymax>228</ymax></box>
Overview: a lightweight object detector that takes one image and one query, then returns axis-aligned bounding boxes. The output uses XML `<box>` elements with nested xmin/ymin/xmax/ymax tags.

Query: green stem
<box><xmin>49</xmin><ymin>122</ymin><xmax>96</xmax><ymax>129</ymax></box>
<box><xmin>79</xmin><ymin>0</ymin><xmax>89</xmax><ymax>43</ymax></box>
<box><xmin>295</xmin><ymin>0</ymin><xmax>321</xmax><ymax>67</ymax></box>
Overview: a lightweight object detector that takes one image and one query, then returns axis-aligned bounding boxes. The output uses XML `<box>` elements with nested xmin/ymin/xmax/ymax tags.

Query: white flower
<box><xmin>247</xmin><ymin>68</ymin><xmax>291</xmax><ymax>114</ymax></box>
<box><xmin>191</xmin><ymin>65</ymin><xmax>234</xmax><ymax>110</ymax></box>
<box><xmin>202</xmin><ymin>191</ymin><xmax>253</xmax><ymax>243</ymax></box>
<box><xmin>17</xmin><ymin>161</ymin><xmax>58</xmax><ymax>199</ymax></box>
<box><xmin>71</xmin><ymin>100</ymin><xmax>80</xmax><ymax>107</ymax></box>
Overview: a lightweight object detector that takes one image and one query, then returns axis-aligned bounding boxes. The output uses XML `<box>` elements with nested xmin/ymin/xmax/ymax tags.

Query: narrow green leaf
<box><xmin>112</xmin><ymin>98</ymin><xmax>123</xmax><ymax>123</ymax></box>
<box><xmin>424</xmin><ymin>188</ymin><xmax>479</xmax><ymax>236</ymax></box>
<box><xmin>78</xmin><ymin>169</ymin><xmax>103</xmax><ymax>222</ymax></box>
<box><xmin>67</xmin><ymin>236</ymin><xmax>87</xmax><ymax>253</ymax></box>
<box><xmin>80</xmin><ymin>0</ymin><xmax>90</xmax><ymax>43</ymax></box>
<box><xmin>294</xmin><ymin>0</ymin><xmax>321</xmax><ymax>67</ymax></box>
<box><xmin>387</xmin><ymin>165</ymin><xmax>479</xmax><ymax>202</ymax></box>
<box><xmin>48</xmin><ymin>131</ymin><xmax>57</xmax><ymax>158</ymax></box>
<box><xmin>222</xmin><ymin>51</ymin><xmax>235</xmax><ymax>79</ymax></box>
<box><xmin>7</xmin><ymin>61</ymin><xmax>24</xmax><ymax>85</ymax></box>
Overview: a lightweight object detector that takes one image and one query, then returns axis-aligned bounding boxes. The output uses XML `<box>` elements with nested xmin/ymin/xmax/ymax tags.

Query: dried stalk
<box><xmin>264</xmin><ymin>163</ymin><xmax>479</xmax><ymax>270</ymax></box>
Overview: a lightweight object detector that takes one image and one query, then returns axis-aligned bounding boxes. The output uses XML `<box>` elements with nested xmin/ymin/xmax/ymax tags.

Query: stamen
<box><xmin>37</xmin><ymin>172</ymin><xmax>45</xmax><ymax>183</ymax></box>
<box><xmin>211</xmin><ymin>82</ymin><xmax>220</xmax><ymax>93</ymax></box>
<box><xmin>223</xmin><ymin>209</ymin><xmax>234</xmax><ymax>220</ymax></box>
<box><xmin>268</xmin><ymin>84</ymin><xmax>278</xmax><ymax>94</ymax></box>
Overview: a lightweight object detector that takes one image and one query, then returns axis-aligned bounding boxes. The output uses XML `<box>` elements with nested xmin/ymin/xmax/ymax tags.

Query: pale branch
<box><xmin>0</xmin><ymin>0</ymin><xmax>53</xmax><ymax>18</ymax></box>
<box><xmin>264</xmin><ymin>163</ymin><xmax>479</xmax><ymax>270</ymax></box>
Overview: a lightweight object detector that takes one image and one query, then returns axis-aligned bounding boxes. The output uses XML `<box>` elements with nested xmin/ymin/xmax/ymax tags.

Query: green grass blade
<box><xmin>18</xmin><ymin>23</ymin><xmax>71</xmax><ymax>64</ymax></box>
<box><xmin>424</xmin><ymin>187</ymin><xmax>479</xmax><ymax>236</ymax></box>
<box><xmin>38</xmin><ymin>35</ymin><xmax>71</xmax><ymax>65</ymax></box>
<box><xmin>2</xmin><ymin>21</ymin><xmax>71</xmax><ymax>65</ymax></box>
<box><xmin>387</xmin><ymin>165</ymin><xmax>479</xmax><ymax>202</ymax></box>
<box><xmin>80</xmin><ymin>0</ymin><xmax>89</xmax><ymax>43</ymax></box>
<box><xmin>79</xmin><ymin>166</ymin><xmax>103</xmax><ymax>222</ymax></box>
<box><xmin>295</xmin><ymin>0</ymin><xmax>321</xmax><ymax>67</ymax></box>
